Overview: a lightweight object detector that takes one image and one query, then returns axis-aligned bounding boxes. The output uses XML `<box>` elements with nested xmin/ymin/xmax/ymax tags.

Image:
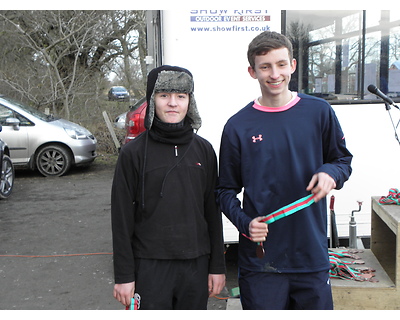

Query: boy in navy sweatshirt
<box><xmin>217</xmin><ymin>31</ymin><xmax>352</xmax><ymax>310</ymax></box>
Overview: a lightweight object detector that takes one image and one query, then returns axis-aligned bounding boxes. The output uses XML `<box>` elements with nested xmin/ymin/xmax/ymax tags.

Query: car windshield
<box><xmin>114</xmin><ymin>87</ymin><xmax>127</xmax><ymax>92</ymax></box>
<box><xmin>0</xmin><ymin>96</ymin><xmax>55</xmax><ymax>122</ymax></box>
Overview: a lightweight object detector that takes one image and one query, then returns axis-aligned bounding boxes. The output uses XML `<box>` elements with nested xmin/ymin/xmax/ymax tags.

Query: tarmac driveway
<box><xmin>0</xmin><ymin>157</ymin><xmax>237</xmax><ymax>310</ymax></box>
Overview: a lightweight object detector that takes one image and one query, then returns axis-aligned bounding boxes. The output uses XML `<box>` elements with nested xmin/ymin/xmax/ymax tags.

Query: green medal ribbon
<box><xmin>260</xmin><ymin>193</ymin><xmax>316</xmax><ymax>224</ymax></box>
<box><xmin>247</xmin><ymin>193</ymin><xmax>316</xmax><ymax>258</ymax></box>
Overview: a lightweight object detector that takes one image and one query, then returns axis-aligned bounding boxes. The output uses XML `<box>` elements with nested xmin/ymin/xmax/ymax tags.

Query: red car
<box><xmin>123</xmin><ymin>98</ymin><xmax>147</xmax><ymax>145</ymax></box>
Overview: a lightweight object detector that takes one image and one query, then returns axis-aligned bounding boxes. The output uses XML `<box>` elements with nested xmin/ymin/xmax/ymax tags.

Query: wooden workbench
<box><xmin>331</xmin><ymin>197</ymin><xmax>400</xmax><ymax>309</ymax></box>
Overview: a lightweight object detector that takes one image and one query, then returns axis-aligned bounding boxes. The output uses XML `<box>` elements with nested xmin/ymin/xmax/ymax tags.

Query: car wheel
<box><xmin>0</xmin><ymin>154</ymin><xmax>14</xmax><ymax>199</ymax></box>
<box><xmin>36</xmin><ymin>145</ymin><xmax>72</xmax><ymax>177</ymax></box>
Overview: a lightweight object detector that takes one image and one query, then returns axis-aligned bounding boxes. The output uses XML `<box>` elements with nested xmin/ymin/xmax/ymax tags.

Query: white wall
<box><xmin>331</xmin><ymin>103</ymin><xmax>400</xmax><ymax>237</ymax></box>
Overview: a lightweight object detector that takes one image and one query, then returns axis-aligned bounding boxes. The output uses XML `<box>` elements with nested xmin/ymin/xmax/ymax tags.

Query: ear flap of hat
<box><xmin>187</xmin><ymin>93</ymin><xmax>201</xmax><ymax>130</ymax></box>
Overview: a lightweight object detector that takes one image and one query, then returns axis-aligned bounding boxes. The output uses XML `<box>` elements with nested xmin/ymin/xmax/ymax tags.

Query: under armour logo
<box><xmin>252</xmin><ymin>134</ymin><xmax>263</xmax><ymax>143</ymax></box>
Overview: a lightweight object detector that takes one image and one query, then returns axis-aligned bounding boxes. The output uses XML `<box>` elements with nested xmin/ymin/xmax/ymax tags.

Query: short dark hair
<box><xmin>247</xmin><ymin>31</ymin><xmax>294</xmax><ymax>69</ymax></box>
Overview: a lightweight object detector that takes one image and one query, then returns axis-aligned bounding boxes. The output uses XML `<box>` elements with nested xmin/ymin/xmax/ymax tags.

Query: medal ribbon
<box><xmin>259</xmin><ymin>193</ymin><xmax>316</xmax><ymax>224</ymax></box>
<box><xmin>241</xmin><ymin>194</ymin><xmax>316</xmax><ymax>258</ymax></box>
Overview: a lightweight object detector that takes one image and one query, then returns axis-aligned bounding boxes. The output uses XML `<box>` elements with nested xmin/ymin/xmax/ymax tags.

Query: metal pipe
<box><xmin>349</xmin><ymin>201</ymin><xmax>362</xmax><ymax>249</ymax></box>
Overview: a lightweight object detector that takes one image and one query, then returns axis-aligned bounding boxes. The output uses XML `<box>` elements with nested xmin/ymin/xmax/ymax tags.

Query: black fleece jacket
<box><xmin>111</xmin><ymin>129</ymin><xmax>226</xmax><ymax>284</ymax></box>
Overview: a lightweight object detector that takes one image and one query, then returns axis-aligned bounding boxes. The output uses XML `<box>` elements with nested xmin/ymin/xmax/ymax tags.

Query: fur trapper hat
<box><xmin>145</xmin><ymin>65</ymin><xmax>201</xmax><ymax>130</ymax></box>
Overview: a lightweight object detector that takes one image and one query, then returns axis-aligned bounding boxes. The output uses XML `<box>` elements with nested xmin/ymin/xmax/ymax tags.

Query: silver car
<box><xmin>0</xmin><ymin>95</ymin><xmax>97</xmax><ymax>177</ymax></box>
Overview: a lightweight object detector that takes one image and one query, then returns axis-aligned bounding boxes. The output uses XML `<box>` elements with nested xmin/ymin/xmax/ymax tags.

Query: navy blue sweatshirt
<box><xmin>217</xmin><ymin>93</ymin><xmax>352</xmax><ymax>273</ymax></box>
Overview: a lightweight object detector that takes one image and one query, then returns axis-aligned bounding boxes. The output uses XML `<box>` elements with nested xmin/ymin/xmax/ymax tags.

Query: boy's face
<box><xmin>248</xmin><ymin>47</ymin><xmax>296</xmax><ymax>99</ymax></box>
<box><xmin>154</xmin><ymin>92</ymin><xmax>189</xmax><ymax>124</ymax></box>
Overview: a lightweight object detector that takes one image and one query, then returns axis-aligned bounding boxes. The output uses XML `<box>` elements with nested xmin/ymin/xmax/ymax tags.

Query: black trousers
<box><xmin>134</xmin><ymin>255</ymin><xmax>209</xmax><ymax>310</ymax></box>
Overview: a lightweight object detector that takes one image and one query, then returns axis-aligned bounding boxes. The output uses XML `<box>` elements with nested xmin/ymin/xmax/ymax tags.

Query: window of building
<box><xmin>284</xmin><ymin>10</ymin><xmax>400</xmax><ymax>103</ymax></box>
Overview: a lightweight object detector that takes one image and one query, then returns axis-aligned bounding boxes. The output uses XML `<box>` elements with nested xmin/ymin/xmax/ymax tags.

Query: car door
<box><xmin>0</xmin><ymin>104</ymin><xmax>31</xmax><ymax>165</ymax></box>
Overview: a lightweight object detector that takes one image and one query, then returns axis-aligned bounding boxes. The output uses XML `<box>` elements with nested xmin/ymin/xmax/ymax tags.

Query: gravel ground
<box><xmin>0</xmin><ymin>156</ymin><xmax>239</xmax><ymax>310</ymax></box>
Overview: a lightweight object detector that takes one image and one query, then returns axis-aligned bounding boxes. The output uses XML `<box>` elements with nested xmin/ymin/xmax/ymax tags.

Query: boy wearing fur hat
<box><xmin>111</xmin><ymin>66</ymin><xmax>226</xmax><ymax>310</ymax></box>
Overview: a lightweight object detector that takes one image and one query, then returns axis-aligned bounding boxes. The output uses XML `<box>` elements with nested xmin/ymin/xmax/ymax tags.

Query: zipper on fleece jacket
<box><xmin>160</xmin><ymin>141</ymin><xmax>194</xmax><ymax>197</ymax></box>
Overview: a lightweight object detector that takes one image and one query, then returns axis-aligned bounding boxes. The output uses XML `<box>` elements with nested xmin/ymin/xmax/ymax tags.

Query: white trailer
<box><xmin>145</xmin><ymin>9</ymin><xmax>400</xmax><ymax>243</ymax></box>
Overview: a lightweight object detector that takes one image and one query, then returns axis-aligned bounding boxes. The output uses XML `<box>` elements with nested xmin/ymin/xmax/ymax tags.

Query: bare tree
<box><xmin>0</xmin><ymin>10</ymin><xmax>146</xmax><ymax>120</ymax></box>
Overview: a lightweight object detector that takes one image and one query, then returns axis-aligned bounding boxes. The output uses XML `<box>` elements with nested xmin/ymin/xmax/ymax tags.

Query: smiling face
<box><xmin>154</xmin><ymin>92</ymin><xmax>189</xmax><ymax>124</ymax></box>
<box><xmin>248</xmin><ymin>47</ymin><xmax>297</xmax><ymax>107</ymax></box>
